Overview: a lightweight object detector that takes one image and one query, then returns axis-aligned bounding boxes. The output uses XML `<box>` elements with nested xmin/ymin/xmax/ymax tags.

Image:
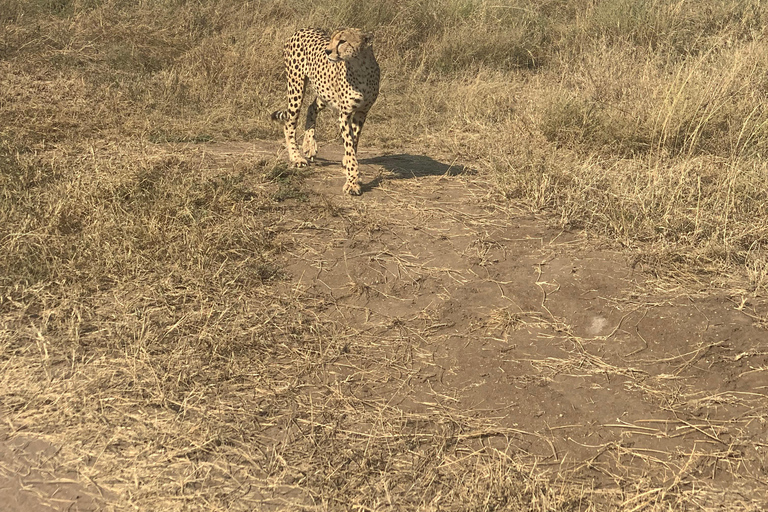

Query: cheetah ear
<box><xmin>363</xmin><ymin>32</ymin><xmax>374</xmax><ymax>46</ymax></box>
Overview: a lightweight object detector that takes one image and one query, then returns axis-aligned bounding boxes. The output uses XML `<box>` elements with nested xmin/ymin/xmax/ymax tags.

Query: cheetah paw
<box><xmin>302</xmin><ymin>139</ymin><xmax>318</xmax><ymax>161</ymax></box>
<box><xmin>343</xmin><ymin>181</ymin><xmax>362</xmax><ymax>195</ymax></box>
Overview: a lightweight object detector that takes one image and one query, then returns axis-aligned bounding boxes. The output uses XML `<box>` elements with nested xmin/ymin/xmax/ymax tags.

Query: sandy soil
<box><xmin>2</xmin><ymin>140</ymin><xmax>767</xmax><ymax>510</ymax></box>
<box><xmin>0</xmin><ymin>431</ymin><xmax>103</xmax><ymax>511</ymax></box>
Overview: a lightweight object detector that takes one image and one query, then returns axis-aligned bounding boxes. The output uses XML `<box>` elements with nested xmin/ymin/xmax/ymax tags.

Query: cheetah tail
<box><xmin>270</xmin><ymin>110</ymin><xmax>288</xmax><ymax>121</ymax></box>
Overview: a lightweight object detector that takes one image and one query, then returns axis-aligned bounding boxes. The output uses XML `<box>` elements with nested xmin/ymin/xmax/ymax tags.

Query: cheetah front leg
<box><xmin>350</xmin><ymin>110</ymin><xmax>367</xmax><ymax>154</ymax></box>
<box><xmin>302</xmin><ymin>96</ymin><xmax>327</xmax><ymax>162</ymax></box>
<box><xmin>339</xmin><ymin>113</ymin><xmax>361</xmax><ymax>195</ymax></box>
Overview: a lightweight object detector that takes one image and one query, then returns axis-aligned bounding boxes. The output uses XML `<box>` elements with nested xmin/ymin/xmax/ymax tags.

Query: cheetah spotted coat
<box><xmin>271</xmin><ymin>28</ymin><xmax>380</xmax><ymax>195</ymax></box>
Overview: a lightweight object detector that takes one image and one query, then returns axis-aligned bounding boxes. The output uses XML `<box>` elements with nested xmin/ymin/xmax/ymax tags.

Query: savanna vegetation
<box><xmin>2</xmin><ymin>0</ymin><xmax>768</xmax><ymax>510</ymax></box>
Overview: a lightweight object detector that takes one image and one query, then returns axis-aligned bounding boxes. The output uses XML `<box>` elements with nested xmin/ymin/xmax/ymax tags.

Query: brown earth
<box><xmin>2</xmin><ymin>140</ymin><xmax>768</xmax><ymax>510</ymax></box>
<box><xmin>0</xmin><ymin>431</ymin><xmax>103</xmax><ymax>511</ymax></box>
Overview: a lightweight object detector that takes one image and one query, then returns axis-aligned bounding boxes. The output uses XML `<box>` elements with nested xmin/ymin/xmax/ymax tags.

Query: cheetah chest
<box><xmin>306</xmin><ymin>56</ymin><xmax>378</xmax><ymax>114</ymax></box>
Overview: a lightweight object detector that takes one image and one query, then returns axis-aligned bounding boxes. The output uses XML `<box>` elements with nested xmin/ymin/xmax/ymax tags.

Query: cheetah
<box><xmin>271</xmin><ymin>28</ymin><xmax>380</xmax><ymax>195</ymax></box>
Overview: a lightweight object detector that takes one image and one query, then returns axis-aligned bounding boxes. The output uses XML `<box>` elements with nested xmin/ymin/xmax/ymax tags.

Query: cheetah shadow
<box><xmin>358</xmin><ymin>154</ymin><xmax>477</xmax><ymax>191</ymax></box>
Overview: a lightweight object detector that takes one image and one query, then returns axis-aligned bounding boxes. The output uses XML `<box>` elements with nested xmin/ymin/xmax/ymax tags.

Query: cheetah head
<box><xmin>325</xmin><ymin>28</ymin><xmax>373</xmax><ymax>62</ymax></box>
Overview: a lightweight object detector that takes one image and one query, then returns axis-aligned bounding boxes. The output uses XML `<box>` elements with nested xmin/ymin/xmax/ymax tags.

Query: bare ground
<box><xmin>2</xmin><ymin>140</ymin><xmax>768</xmax><ymax>510</ymax></box>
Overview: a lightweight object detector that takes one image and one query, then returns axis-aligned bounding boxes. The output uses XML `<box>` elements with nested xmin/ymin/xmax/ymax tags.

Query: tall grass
<box><xmin>2</xmin><ymin>0</ymin><xmax>768</xmax><ymax>283</ymax></box>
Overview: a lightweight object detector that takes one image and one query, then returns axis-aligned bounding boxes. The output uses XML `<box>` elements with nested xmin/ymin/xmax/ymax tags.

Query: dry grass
<box><xmin>2</xmin><ymin>0</ymin><xmax>768</xmax><ymax>510</ymax></box>
<box><xmin>0</xmin><ymin>141</ymin><xmax>590</xmax><ymax>510</ymax></box>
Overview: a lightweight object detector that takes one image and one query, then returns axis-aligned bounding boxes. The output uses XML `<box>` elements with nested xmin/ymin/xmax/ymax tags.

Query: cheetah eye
<box><xmin>337</xmin><ymin>39</ymin><xmax>346</xmax><ymax>46</ymax></box>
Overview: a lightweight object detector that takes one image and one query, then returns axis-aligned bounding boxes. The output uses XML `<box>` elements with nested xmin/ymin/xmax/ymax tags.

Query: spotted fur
<box><xmin>271</xmin><ymin>28</ymin><xmax>380</xmax><ymax>195</ymax></box>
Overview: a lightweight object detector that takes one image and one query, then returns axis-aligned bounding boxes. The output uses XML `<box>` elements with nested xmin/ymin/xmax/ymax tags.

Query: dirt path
<box><xmin>2</xmin><ymin>140</ymin><xmax>767</xmax><ymax>510</ymax></box>
<box><xmin>265</xmin><ymin>142</ymin><xmax>768</xmax><ymax>506</ymax></box>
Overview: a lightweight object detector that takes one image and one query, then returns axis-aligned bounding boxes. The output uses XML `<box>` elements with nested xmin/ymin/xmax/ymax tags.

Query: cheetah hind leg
<box><xmin>271</xmin><ymin>110</ymin><xmax>308</xmax><ymax>167</ymax></box>
<box><xmin>273</xmin><ymin>74</ymin><xmax>309</xmax><ymax>168</ymax></box>
<box><xmin>302</xmin><ymin>97</ymin><xmax>326</xmax><ymax>162</ymax></box>
<box><xmin>301</xmin><ymin>131</ymin><xmax>318</xmax><ymax>162</ymax></box>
